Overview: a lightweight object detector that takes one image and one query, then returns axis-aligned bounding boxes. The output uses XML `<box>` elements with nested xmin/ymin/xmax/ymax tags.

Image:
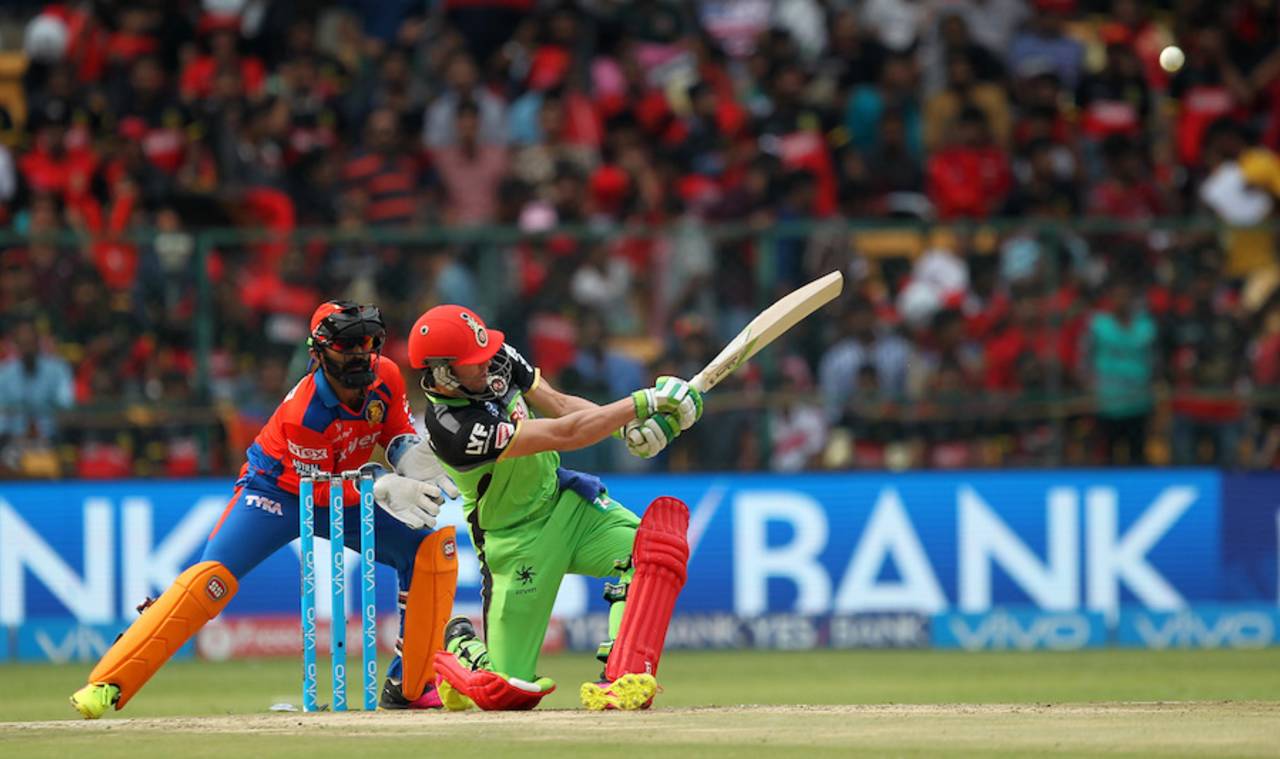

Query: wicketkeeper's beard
<box><xmin>323</xmin><ymin>351</ymin><xmax>378</xmax><ymax>389</ymax></box>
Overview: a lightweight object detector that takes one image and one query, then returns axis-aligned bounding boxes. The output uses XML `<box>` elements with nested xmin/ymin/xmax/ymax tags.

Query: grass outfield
<box><xmin>2</xmin><ymin>649</ymin><xmax>1279</xmax><ymax>757</ymax></box>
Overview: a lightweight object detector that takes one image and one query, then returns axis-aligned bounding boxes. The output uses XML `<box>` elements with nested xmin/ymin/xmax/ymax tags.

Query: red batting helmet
<box><xmin>408</xmin><ymin>305</ymin><xmax>510</xmax><ymax>400</ymax></box>
<box><xmin>407</xmin><ymin>305</ymin><xmax>504</xmax><ymax>368</ymax></box>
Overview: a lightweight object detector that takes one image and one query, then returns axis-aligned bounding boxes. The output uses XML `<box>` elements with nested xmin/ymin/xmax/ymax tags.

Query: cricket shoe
<box><xmin>444</xmin><ymin>616</ymin><xmax>491</xmax><ymax>670</ymax></box>
<box><xmin>70</xmin><ymin>683</ymin><xmax>120</xmax><ymax>719</ymax></box>
<box><xmin>379</xmin><ymin>678</ymin><xmax>443</xmax><ymax>710</ymax></box>
<box><xmin>434</xmin><ymin>673</ymin><xmax>476</xmax><ymax>712</ymax></box>
<box><xmin>579</xmin><ymin>673</ymin><xmax>658</xmax><ymax>711</ymax></box>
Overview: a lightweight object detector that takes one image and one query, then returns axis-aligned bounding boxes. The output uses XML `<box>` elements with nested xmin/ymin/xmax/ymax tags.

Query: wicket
<box><xmin>299</xmin><ymin>470</ymin><xmax>378</xmax><ymax>712</ymax></box>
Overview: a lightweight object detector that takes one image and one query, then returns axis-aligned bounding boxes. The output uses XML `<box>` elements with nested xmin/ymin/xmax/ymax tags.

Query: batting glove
<box><xmin>621</xmin><ymin>412</ymin><xmax>682</xmax><ymax>459</ymax></box>
<box><xmin>630</xmin><ymin>376</ymin><xmax>703</xmax><ymax>431</ymax></box>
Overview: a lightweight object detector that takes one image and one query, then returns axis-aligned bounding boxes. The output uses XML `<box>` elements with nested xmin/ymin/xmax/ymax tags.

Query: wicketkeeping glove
<box><xmin>630</xmin><ymin>376</ymin><xmax>703</xmax><ymax>431</ymax></box>
<box><xmin>373</xmin><ymin>472</ymin><xmax>443</xmax><ymax>530</ymax></box>
<box><xmin>394</xmin><ymin>438</ymin><xmax>461</xmax><ymax>501</ymax></box>
<box><xmin>621</xmin><ymin>412</ymin><xmax>682</xmax><ymax>459</ymax></box>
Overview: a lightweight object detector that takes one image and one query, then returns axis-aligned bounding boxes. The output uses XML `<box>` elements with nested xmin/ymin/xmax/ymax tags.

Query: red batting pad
<box><xmin>605</xmin><ymin>497</ymin><xmax>689</xmax><ymax>681</ymax></box>
<box><xmin>433</xmin><ymin>651</ymin><xmax>551</xmax><ymax>711</ymax></box>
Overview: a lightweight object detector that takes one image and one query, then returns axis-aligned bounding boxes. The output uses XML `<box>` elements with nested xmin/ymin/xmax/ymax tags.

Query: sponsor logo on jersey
<box><xmin>465</xmin><ymin>422</ymin><xmax>492</xmax><ymax>456</ymax></box>
<box><xmin>288</xmin><ymin>441</ymin><xmax>328</xmax><ymax>461</ymax></box>
<box><xmin>338</xmin><ymin>432</ymin><xmax>380</xmax><ymax>460</ymax></box>
<box><xmin>366</xmin><ymin>399</ymin><xmax>385</xmax><ymax>424</ymax></box>
<box><xmin>293</xmin><ymin>460</ymin><xmax>324</xmax><ymax>478</ymax></box>
<box><xmin>245</xmin><ymin>494</ymin><xmax>283</xmax><ymax>516</ymax></box>
<box><xmin>494</xmin><ymin>422</ymin><xmax>515</xmax><ymax>450</ymax></box>
<box><xmin>206</xmin><ymin>576</ymin><xmax>229</xmax><ymax>601</ymax></box>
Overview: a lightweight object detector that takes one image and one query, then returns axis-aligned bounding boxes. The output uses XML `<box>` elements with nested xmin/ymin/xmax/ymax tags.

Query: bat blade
<box><xmin>689</xmin><ymin>271</ymin><xmax>844</xmax><ymax>393</ymax></box>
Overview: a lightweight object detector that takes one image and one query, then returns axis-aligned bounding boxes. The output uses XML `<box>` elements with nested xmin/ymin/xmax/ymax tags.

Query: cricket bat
<box><xmin>689</xmin><ymin>271</ymin><xmax>844</xmax><ymax>393</ymax></box>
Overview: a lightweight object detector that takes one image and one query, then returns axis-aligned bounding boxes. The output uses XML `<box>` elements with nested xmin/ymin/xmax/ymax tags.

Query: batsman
<box><xmin>71</xmin><ymin>301</ymin><xmax>462</xmax><ymax>718</ymax></box>
<box><xmin>408</xmin><ymin>305</ymin><xmax>700</xmax><ymax>711</ymax></box>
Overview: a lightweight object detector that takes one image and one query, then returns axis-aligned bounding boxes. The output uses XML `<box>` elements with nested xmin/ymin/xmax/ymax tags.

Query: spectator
<box><xmin>343</xmin><ymin>108</ymin><xmax>422</xmax><ymax>226</ymax></box>
<box><xmin>818</xmin><ymin>297</ymin><xmax>910</xmax><ymax>421</ymax></box>
<box><xmin>511</xmin><ymin>91</ymin><xmax>597</xmax><ymax>190</ymax></box>
<box><xmin>570</xmin><ymin>242</ymin><xmax>634</xmax><ymax>333</ymax></box>
<box><xmin>926</xmin><ymin>106</ymin><xmax>1012</xmax><ymax>218</ymax></box>
<box><xmin>923</xmin><ymin>49</ymin><xmax>1011</xmax><ymax>152</ymax></box>
<box><xmin>0</xmin><ymin>316</ymin><xmax>75</xmax><ymax>466</ymax></box>
<box><xmin>863</xmin><ymin>107</ymin><xmax>925</xmax><ymax>201</ymax></box>
<box><xmin>1081</xmin><ymin>279</ymin><xmax>1157</xmax><ymax>465</ymax></box>
<box><xmin>847</xmin><ymin>52</ymin><xmax>921</xmax><ymax>158</ymax></box>
<box><xmin>1075</xmin><ymin>44</ymin><xmax>1150</xmax><ymax>147</ymax></box>
<box><xmin>19</xmin><ymin>98</ymin><xmax>97</xmax><ymax>208</ymax></box>
<box><xmin>770</xmin><ymin>355</ymin><xmax>827</xmax><ymax>471</ymax></box>
<box><xmin>1168</xmin><ymin>26</ymin><xmax>1249</xmax><ymax>168</ymax></box>
<box><xmin>432</xmin><ymin>99</ymin><xmax>509</xmax><ymax>225</ymax></box>
<box><xmin>1004</xmin><ymin>138</ymin><xmax>1081</xmax><ymax>216</ymax></box>
<box><xmin>1087</xmin><ymin>135</ymin><xmax>1163</xmax><ymax>221</ymax></box>
<box><xmin>1251</xmin><ymin>293</ymin><xmax>1280</xmax><ymax>467</ymax></box>
<box><xmin>1165</xmin><ymin>248</ymin><xmax>1247</xmax><ymax>467</ymax></box>
<box><xmin>861</xmin><ymin>0</ymin><xmax>926</xmax><ymax>53</ymax></box>
<box><xmin>1008</xmin><ymin>0</ymin><xmax>1084</xmax><ymax>91</ymax></box>
<box><xmin>423</xmin><ymin>51</ymin><xmax>507</xmax><ymax>148</ymax></box>
<box><xmin>923</xmin><ymin>12</ymin><xmax>1006</xmax><ymax>95</ymax></box>
<box><xmin>180</xmin><ymin>14</ymin><xmax>265</xmax><ymax>102</ymax></box>
<box><xmin>1199</xmin><ymin>121</ymin><xmax>1275</xmax><ymax>276</ymax></box>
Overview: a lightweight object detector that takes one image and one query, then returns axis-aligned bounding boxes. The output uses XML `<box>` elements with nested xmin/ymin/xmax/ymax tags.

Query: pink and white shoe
<box><xmin>379</xmin><ymin>678</ymin><xmax>443</xmax><ymax>710</ymax></box>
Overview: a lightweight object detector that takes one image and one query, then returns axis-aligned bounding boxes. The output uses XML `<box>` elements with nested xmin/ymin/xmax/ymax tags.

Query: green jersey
<box><xmin>423</xmin><ymin>343</ymin><xmax>561</xmax><ymax>531</ymax></box>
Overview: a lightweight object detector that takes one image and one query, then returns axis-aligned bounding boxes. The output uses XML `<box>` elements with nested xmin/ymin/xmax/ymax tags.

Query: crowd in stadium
<box><xmin>1</xmin><ymin>0</ymin><xmax>1280</xmax><ymax>477</ymax></box>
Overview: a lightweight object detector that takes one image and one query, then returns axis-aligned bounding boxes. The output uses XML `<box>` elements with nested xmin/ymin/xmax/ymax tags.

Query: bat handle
<box><xmin>689</xmin><ymin>373</ymin><xmax>709</xmax><ymax>394</ymax></box>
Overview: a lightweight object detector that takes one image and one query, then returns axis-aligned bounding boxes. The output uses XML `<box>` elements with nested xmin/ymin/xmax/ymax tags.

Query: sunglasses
<box><xmin>327</xmin><ymin>334</ymin><xmax>385</xmax><ymax>353</ymax></box>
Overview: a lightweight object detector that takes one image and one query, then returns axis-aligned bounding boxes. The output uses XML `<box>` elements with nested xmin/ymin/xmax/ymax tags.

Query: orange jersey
<box><xmin>237</xmin><ymin>356</ymin><xmax>417</xmax><ymax>504</ymax></box>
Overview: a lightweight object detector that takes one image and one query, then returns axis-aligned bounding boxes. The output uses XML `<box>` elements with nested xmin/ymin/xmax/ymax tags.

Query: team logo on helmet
<box><xmin>459</xmin><ymin>312</ymin><xmax>488</xmax><ymax>347</ymax></box>
<box><xmin>366</xmin><ymin>399</ymin><xmax>386</xmax><ymax>424</ymax></box>
<box><xmin>443</xmin><ymin>538</ymin><xmax>457</xmax><ymax>559</ymax></box>
<box><xmin>490</xmin><ymin>375</ymin><xmax>508</xmax><ymax>395</ymax></box>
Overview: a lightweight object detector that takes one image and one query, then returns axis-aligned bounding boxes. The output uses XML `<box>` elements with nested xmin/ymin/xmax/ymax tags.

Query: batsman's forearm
<box><xmin>551</xmin><ymin>398</ymin><xmax>635</xmax><ymax>451</ymax></box>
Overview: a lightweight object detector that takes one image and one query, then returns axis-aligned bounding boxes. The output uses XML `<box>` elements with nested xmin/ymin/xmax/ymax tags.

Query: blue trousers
<box><xmin>201</xmin><ymin>483</ymin><xmax>435</xmax><ymax>683</ymax></box>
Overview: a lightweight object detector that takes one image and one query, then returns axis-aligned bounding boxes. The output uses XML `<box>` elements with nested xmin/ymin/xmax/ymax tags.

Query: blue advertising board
<box><xmin>1</xmin><ymin>469</ymin><xmax>1273</xmax><ymax>659</ymax></box>
<box><xmin>1220</xmin><ymin>474</ymin><xmax>1279</xmax><ymax>605</ymax></box>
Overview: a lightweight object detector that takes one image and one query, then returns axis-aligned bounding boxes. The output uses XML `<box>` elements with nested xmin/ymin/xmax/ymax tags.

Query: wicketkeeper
<box><xmin>71</xmin><ymin>301</ymin><xmax>461</xmax><ymax>718</ymax></box>
<box><xmin>407</xmin><ymin>304</ymin><xmax>701</xmax><ymax>710</ymax></box>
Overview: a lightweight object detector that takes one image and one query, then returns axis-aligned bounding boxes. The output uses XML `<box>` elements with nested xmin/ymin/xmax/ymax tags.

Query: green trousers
<box><xmin>470</xmin><ymin>488</ymin><xmax>639</xmax><ymax>680</ymax></box>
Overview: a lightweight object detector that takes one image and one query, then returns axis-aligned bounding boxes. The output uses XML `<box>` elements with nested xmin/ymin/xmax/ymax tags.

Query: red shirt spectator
<box><xmin>927</xmin><ymin>108</ymin><xmax>1011</xmax><ymax>219</ymax></box>
<box><xmin>19</xmin><ymin>101</ymin><xmax>97</xmax><ymax>208</ymax></box>
<box><xmin>180</xmin><ymin>18</ymin><xmax>265</xmax><ymax>101</ymax></box>
<box><xmin>1087</xmin><ymin>136</ymin><xmax>1163</xmax><ymax>219</ymax></box>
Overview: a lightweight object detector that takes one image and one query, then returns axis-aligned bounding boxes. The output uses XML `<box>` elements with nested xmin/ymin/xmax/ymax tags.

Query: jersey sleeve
<box><xmin>423</xmin><ymin>402</ymin><xmax>518</xmax><ymax>469</ymax></box>
<box><xmin>375</xmin><ymin>356</ymin><xmax>418</xmax><ymax>447</ymax></box>
<box><xmin>504</xmin><ymin>343</ymin><xmax>540</xmax><ymax>394</ymax></box>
